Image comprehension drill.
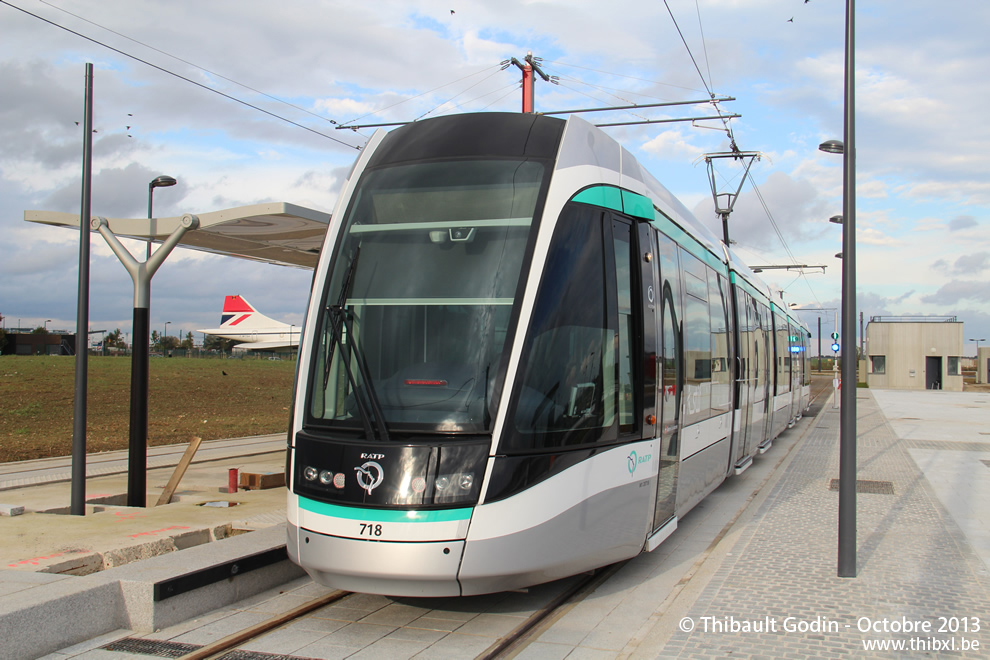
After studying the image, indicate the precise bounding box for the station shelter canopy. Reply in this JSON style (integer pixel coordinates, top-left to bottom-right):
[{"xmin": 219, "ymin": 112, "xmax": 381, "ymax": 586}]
[{"xmin": 24, "ymin": 202, "xmax": 330, "ymax": 269}]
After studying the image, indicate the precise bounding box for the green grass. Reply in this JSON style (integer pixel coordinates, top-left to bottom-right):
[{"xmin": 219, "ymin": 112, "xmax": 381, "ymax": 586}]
[{"xmin": 0, "ymin": 355, "xmax": 296, "ymax": 462}]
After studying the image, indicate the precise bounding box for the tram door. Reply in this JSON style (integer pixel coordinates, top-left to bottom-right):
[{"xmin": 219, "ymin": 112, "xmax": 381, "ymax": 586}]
[
  {"xmin": 610, "ymin": 217, "xmax": 656, "ymax": 444},
  {"xmin": 651, "ymin": 230, "xmax": 681, "ymax": 532}
]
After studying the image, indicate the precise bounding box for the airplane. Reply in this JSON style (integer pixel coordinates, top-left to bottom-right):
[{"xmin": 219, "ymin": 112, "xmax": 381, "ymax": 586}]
[{"xmin": 197, "ymin": 295, "xmax": 300, "ymax": 351}]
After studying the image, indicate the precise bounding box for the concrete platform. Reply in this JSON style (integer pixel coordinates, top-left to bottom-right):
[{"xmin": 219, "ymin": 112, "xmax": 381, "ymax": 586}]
[
  {"xmin": 7, "ymin": 389, "xmax": 990, "ymax": 658},
  {"xmin": 0, "ymin": 436, "xmax": 301, "ymax": 658}
]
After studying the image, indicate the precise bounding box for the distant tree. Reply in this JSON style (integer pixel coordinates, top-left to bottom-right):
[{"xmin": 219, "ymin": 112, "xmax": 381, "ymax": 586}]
[
  {"xmin": 150, "ymin": 330, "xmax": 161, "ymax": 349},
  {"xmin": 162, "ymin": 335, "xmax": 180, "ymax": 351},
  {"xmin": 106, "ymin": 328, "xmax": 127, "ymax": 349},
  {"xmin": 204, "ymin": 334, "xmax": 236, "ymax": 352},
  {"xmin": 180, "ymin": 331, "xmax": 195, "ymax": 350},
  {"xmin": 32, "ymin": 326, "xmax": 48, "ymax": 335}
]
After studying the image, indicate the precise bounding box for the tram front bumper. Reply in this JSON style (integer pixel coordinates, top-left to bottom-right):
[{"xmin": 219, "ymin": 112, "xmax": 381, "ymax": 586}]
[{"xmin": 288, "ymin": 523, "xmax": 465, "ymax": 597}]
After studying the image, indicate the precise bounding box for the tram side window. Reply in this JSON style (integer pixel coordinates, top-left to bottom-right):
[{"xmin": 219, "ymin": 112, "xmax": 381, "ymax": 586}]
[
  {"xmin": 775, "ymin": 313, "xmax": 790, "ymax": 396},
  {"xmin": 755, "ymin": 302, "xmax": 769, "ymax": 395},
  {"xmin": 509, "ymin": 204, "xmax": 617, "ymax": 451},
  {"xmin": 613, "ymin": 222, "xmax": 636, "ymax": 433},
  {"xmin": 680, "ymin": 249, "xmax": 712, "ymax": 426},
  {"xmin": 709, "ymin": 271, "xmax": 731, "ymax": 415},
  {"xmin": 656, "ymin": 232, "xmax": 682, "ymax": 443}
]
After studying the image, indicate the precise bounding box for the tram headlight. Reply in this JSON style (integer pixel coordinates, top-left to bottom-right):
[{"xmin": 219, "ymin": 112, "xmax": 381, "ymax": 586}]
[
  {"xmin": 303, "ymin": 466, "xmax": 318, "ymax": 481},
  {"xmin": 435, "ymin": 476, "xmax": 450, "ymax": 491},
  {"xmin": 458, "ymin": 473, "xmax": 474, "ymax": 490},
  {"xmin": 319, "ymin": 470, "xmax": 334, "ymax": 485}
]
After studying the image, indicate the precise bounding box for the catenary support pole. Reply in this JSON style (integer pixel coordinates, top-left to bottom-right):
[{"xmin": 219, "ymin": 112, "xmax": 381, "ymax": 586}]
[
  {"xmin": 70, "ymin": 63, "xmax": 94, "ymax": 516},
  {"xmin": 93, "ymin": 214, "xmax": 199, "ymax": 506}
]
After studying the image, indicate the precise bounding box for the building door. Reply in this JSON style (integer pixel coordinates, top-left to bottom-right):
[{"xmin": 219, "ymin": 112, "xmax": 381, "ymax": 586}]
[{"xmin": 925, "ymin": 356, "xmax": 942, "ymax": 390}]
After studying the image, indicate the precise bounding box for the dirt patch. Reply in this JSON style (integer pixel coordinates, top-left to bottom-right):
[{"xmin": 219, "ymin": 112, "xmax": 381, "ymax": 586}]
[{"xmin": 0, "ymin": 355, "xmax": 295, "ymax": 462}]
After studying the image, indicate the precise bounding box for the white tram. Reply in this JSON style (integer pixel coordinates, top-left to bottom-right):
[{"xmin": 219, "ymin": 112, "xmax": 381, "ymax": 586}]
[{"xmin": 286, "ymin": 112, "xmax": 810, "ymax": 597}]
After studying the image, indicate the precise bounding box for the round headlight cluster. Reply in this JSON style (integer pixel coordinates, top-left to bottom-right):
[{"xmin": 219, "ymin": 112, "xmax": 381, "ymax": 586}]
[
  {"xmin": 303, "ymin": 465, "xmax": 344, "ymax": 489},
  {"xmin": 435, "ymin": 473, "xmax": 474, "ymax": 491}
]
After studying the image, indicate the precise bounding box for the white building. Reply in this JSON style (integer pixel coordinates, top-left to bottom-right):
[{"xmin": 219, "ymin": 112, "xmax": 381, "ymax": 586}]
[{"xmin": 864, "ymin": 317, "xmax": 964, "ymax": 391}]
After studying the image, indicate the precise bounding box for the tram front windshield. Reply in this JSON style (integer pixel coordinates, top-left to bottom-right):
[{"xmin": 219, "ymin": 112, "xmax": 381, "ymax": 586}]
[{"xmin": 308, "ymin": 159, "xmax": 545, "ymax": 435}]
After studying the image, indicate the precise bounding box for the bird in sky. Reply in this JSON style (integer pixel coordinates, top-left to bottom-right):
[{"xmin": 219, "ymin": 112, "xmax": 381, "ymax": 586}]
[{"xmin": 788, "ymin": 17, "xmax": 794, "ymax": 22}]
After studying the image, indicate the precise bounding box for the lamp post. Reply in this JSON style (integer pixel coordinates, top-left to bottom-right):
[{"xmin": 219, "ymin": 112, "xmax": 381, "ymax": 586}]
[
  {"xmin": 164, "ymin": 321, "xmax": 171, "ymax": 352},
  {"xmin": 818, "ymin": 0, "xmax": 856, "ymax": 579},
  {"xmin": 971, "ymin": 339, "xmax": 986, "ymax": 384},
  {"xmin": 147, "ymin": 176, "xmax": 177, "ymax": 260},
  {"xmin": 44, "ymin": 319, "xmax": 51, "ymax": 331}
]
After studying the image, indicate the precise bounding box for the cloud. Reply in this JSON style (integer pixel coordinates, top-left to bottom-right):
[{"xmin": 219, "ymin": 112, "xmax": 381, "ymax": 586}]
[
  {"xmin": 920, "ymin": 280, "xmax": 990, "ymax": 305},
  {"xmin": 931, "ymin": 252, "xmax": 990, "ymax": 276},
  {"xmin": 948, "ymin": 215, "xmax": 978, "ymax": 231},
  {"xmin": 640, "ymin": 129, "xmax": 707, "ymax": 162}
]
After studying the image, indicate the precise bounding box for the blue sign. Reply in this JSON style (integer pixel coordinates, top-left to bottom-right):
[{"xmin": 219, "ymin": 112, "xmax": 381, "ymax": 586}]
[{"xmin": 831, "ymin": 342, "xmax": 840, "ymax": 352}]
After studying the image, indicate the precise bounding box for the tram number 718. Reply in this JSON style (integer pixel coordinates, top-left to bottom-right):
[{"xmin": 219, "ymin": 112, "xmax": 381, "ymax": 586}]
[{"xmin": 359, "ymin": 523, "xmax": 383, "ymax": 537}]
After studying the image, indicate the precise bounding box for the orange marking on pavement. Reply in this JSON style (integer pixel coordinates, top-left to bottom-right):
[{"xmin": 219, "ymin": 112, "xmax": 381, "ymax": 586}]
[{"xmin": 128, "ymin": 525, "xmax": 191, "ymax": 538}]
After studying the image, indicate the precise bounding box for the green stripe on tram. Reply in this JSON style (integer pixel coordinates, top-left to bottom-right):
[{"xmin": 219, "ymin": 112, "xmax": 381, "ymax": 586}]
[
  {"xmin": 299, "ymin": 497, "xmax": 472, "ymax": 523},
  {"xmin": 572, "ymin": 184, "xmax": 726, "ymax": 273},
  {"xmin": 572, "ymin": 185, "xmax": 622, "ymax": 211}
]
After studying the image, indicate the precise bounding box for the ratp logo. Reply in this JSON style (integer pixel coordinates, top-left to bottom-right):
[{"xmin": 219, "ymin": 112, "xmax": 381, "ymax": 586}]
[
  {"xmin": 354, "ymin": 461, "xmax": 384, "ymax": 495},
  {"xmin": 627, "ymin": 450, "xmax": 652, "ymax": 476}
]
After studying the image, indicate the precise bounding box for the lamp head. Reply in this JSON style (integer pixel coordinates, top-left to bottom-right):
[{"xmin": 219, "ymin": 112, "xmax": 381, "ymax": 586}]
[
  {"xmin": 819, "ymin": 139, "xmax": 844, "ymax": 154},
  {"xmin": 150, "ymin": 175, "xmax": 177, "ymax": 189}
]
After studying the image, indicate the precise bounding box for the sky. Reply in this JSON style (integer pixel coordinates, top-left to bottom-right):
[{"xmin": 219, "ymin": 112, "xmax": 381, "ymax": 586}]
[{"xmin": 1, "ymin": 0, "xmax": 988, "ymax": 353}]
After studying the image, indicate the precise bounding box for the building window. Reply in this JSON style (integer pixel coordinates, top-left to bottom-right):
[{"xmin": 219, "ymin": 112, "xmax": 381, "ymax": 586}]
[
  {"xmin": 948, "ymin": 357, "xmax": 961, "ymax": 376},
  {"xmin": 870, "ymin": 355, "xmax": 886, "ymax": 375}
]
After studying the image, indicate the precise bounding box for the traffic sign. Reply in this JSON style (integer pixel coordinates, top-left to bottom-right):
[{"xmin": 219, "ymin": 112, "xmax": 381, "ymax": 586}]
[{"xmin": 831, "ymin": 342, "xmax": 840, "ymax": 352}]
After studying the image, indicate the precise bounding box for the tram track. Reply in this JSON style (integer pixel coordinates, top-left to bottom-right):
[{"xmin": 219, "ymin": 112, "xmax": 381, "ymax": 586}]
[{"xmin": 169, "ymin": 562, "xmax": 626, "ymax": 660}]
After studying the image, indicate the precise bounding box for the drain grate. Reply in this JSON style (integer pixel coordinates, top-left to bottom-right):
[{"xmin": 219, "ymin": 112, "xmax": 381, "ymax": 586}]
[
  {"xmin": 101, "ymin": 638, "xmax": 200, "ymax": 657},
  {"xmin": 218, "ymin": 650, "xmax": 320, "ymax": 660},
  {"xmin": 828, "ymin": 478, "xmax": 895, "ymax": 495},
  {"xmin": 101, "ymin": 638, "xmax": 319, "ymax": 660}
]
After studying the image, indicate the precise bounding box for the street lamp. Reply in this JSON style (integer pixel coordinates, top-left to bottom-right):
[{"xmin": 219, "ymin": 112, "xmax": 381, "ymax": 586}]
[
  {"xmin": 147, "ymin": 175, "xmax": 177, "ymax": 260},
  {"xmin": 164, "ymin": 321, "xmax": 171, "ymax": 351},
  {"xmin": 45, "ymin": 319, "xmax": 52, "ymax": 331},
  {"xmin": 971, "ymin": 339, "xmax": 986, "ymax": 384},
  {"xmin": 829, "ymin": 215, "xmax": 843, "ymax": 225},
  {"xmin": 819, "ymin": 0, "xmax": 857, "ymax": 579}
]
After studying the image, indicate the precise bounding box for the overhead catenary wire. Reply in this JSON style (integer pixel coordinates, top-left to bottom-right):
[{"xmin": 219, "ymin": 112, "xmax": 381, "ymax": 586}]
[
  {"xmin": 35, "ymin": 0, "xmax": 346, "ymax": 131},
  {"xmin": 663, "ymin": 0, "xmax": 736, "ymax": 143},
  {"xmin": 544, "ymin": 60, "xmax": 706, "ymax": 96},
  {"xmin": 0, "ymin": 0, "xmax": 361, "ymax": 150},
  {"xmin": 411, "ymin": 66, "xmax": 510, "ymax": 122},
  {"xmin": 339, "ymin": 64, "xmax": 506, "ymax": 127}
]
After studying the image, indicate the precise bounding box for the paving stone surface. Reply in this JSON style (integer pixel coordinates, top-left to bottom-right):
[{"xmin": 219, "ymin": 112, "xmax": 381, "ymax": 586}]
[{"xmin": 658, "ymin": 392, "xmax": 990, "ymax": 658}]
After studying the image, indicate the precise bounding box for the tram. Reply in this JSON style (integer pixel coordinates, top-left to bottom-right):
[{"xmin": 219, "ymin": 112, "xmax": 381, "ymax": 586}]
[{"xmin": 286, "ymin": 112, "xmax": 810, "ymax": 597}]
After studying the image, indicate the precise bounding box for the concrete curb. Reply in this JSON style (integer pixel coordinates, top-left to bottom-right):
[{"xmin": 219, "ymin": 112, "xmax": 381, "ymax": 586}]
[{"xmin": 0, "ymin": 524, "xmax": 304, "ymax": 659}]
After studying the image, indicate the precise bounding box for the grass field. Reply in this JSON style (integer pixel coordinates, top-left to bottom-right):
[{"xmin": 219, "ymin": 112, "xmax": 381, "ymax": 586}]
[{"xmin": 0, "ymin": 355, "xmax": 295, "ymax": 463}]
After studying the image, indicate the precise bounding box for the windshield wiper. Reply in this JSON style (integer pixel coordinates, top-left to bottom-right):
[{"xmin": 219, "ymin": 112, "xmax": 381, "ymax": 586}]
[{"xmin": 322, "ymin": 247, "xmax": 391, "ymax": 442}]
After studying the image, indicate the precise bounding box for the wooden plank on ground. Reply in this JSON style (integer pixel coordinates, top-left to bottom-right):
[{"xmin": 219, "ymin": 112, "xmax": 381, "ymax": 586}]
[{"xmin": 156, "ymin": 436, "xmax": 203, "ymax": 506}]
